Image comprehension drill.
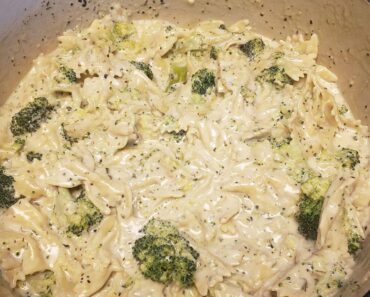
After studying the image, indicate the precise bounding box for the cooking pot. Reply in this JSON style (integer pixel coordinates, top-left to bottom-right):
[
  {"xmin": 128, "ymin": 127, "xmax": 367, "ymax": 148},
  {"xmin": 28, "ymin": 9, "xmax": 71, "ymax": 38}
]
[{"xmin": 0, "ymin": 0, "xmax": 369, "ymax": 296}]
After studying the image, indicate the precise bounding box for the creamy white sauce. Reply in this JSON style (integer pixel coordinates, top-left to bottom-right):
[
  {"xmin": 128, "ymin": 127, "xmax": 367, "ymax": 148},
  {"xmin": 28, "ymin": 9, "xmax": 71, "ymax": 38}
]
[{"xmin": 0, "ymin": 6, "xmax": 369, "ymax": 297}]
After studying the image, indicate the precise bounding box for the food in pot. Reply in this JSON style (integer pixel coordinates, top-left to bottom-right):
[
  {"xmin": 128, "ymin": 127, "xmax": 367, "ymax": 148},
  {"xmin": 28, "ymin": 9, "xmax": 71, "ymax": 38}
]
[{"xmin": 0, "ymin": 6, "xmax": 369, "ymax": 297}]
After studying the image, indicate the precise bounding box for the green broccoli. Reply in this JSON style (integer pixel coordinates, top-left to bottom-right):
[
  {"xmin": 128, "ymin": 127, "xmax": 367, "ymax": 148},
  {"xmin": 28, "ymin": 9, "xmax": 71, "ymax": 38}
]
[
  {"xmin": 347, "ymin": 233, "xmax": 362, "ymax": 255},
  {"xmin": 296, "ymin": 195, "xmax": 323, "ymax": 240},
  {"xmin": 0, "ymin": 166, "xmax": 18, "ymax": 209},
  {"xmin": 10, "ymin": 97, "xmax": 54, "ymax": 137},
  {"xmin": 300, "ymin": 176, "xmax": 331, "ymax": 201},
  {"xmin": 239, "ymin": 38, "xmax": 265, "ymax": 60},
  {"xmin": 131, "ymin": 61, "xmax": 154, "ymax": 80},
  {"xmin": 335, "ymin": 148, "xmax": 360, "ymax": 170},
  {"xmin": 256, "ymin": 66, "xmax": 293, "ymax": 88},
  {"xmin": 66, "ymin": 192, "xmax": 103, "ymax": 237},
  {"xmin": 167, "ymin": 64, "xmax": 188, "ymax": 91},
  {"xmin": 291, "ymin": 167, "xmax": 315, "ymax": 185},
  {"xmin": 12, "ymin": 138, "xmax": 26, "ymax": 153},
  {"xmin": 56, "ymin": 188, "xmax": 103, "ymax": 237},
  {"xmin": 18, "ymin": 270, "xmax": 55, "ymax": 297},
  {"xmin": 142, "ymin": 218, "xmax": 179, "ymax": 237},
  {"xmin": 133, "ymin": 219, "xmax": 199, "ymax": 287},
  {"xmin": 112, "ymin": 22, "xmax": 135, "ymax": 40},
  {"xmin": 342, "ymin": 207, "xmax": 364, "ymax": 255},
  {"xmin": 111, "ymin": 22, "xmax": 137, "ymax": 51},
  {"xmin": 295, "ymin": 177, "xmax": 331, "ymax": 240},
  {"xmin": 269, "ymin": 137, "xmax": 313, "ymax": 184},
  {"xmin": 191, "ymin": 69, "xmax": 216, "ymax": 95},
  {"xmin": 59, "ymin": 66, "xmax": 77, "ymax": 83}
]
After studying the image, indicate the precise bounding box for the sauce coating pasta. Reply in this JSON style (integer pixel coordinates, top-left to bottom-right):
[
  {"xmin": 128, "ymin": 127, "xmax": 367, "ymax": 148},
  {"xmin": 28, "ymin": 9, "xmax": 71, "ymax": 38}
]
[{"xmin": 0, "ymin": 6, "xmax": 369, "ymax": 297}]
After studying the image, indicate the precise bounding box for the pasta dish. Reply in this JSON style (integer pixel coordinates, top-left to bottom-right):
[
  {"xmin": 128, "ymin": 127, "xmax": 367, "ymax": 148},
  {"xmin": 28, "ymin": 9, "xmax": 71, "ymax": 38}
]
[{"xmin": 0, "ymin": 5, "xmax": 369, "ymax": 297}]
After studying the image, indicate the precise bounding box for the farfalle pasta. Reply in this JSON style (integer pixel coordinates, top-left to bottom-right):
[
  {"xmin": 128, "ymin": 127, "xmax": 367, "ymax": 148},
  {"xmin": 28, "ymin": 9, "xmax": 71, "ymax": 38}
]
[{"xmin": 0, "ymin": 5, "xmax": 369, "ymax": 297}]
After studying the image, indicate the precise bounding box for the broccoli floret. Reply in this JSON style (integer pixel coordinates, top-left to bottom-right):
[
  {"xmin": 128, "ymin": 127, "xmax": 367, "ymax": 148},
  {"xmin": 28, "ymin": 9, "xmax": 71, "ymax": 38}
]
[
  {"xmin": 269, "ymin": 137, "xmax": 312, "ymax": 184},
  {"xmin": 10, "ymin": 97, "xmax": 54, "ymax": 137},
  {"xmin": 26, "ymin": 152, "xmax": 43, "ymax": 163},
  {"xmin": 133, "ymin": 219, "xmax": 199, "ymax": 287},
  {"xmin": 18, "ymin": 270, "xmax": 55, "ymax": 297},
  {"xmin": 210, "ymin": 47, "xmax": 218, "ymax": 60},
  {"xmin": 0, "ymin": 167, "xmax": 18, "ymax": 209},
  {"xmin": 12, "ymin": 138, "xmax": 26, "ymax": 153},
  {"xmin": 59, "ymin": 66, "xmax": 77, "ymax": 83},
  {"xmin": 111, "ymin": 22, "xmax": 137, "ymax": 51},
  {"xmin": 295, "ymin": 177, "xmax": 331, "ymax": 240},
  {"xmin": 56, "ymin": 188, "xmax": 103, "ymax": 237},
  {"xmin": 167, "ymin": 64, "xmax": 188, "ymax": 91},
  {"xmin": 66, "ymin": 193, "xmax": 103, "ymax": 237},
  {"xmin": 296, "ymin": 195, "xmax": 324, "ymax": 240},
  {"xmin": 256, "ymin": 66, "xmax": 293, "ymax": 88},
  {"xmin": 301, "ymin": 176, "xmax": 331, "ymax": 201},
  {"xmin": 171, "ymin": 65, "xmax": 187, "ymax": 84},
  {"xmin": 191, "ymin": 69, "xmax": 216, "ymax": 95},
  {"xmin": 142, "ymin": 218, "xmax": 180, "ymax": 238},
  {"xmin": 113, "ymin": 22, "xmax": 135, "ymax": 39},
  {"xmin": 347, "ymin": 233, "xmax": 362, "ymax": 255},
  {"xmin": 133, "ymin": 235, "xmax": 176, "ymax": 283},
  {"xmin": 239, "ymin": 38, "xmax": 265, "ymax": 60},
  {"xmin": 171, "ymin": 256, "xmax": 196, "ymax": 286},
  {"xmin": 342, "ymin": 207, "xmax": 364, "ymax": 255},
  {"xmin": 131, "ymin": 61, "xmax": 154, "ymax": 80},
  {"xmin": 291, "ymin": 167, "xmax": 315, "ymax": 184},
  {"xmin": 335, "ymin": 148, "xmax": 360, "ymax": 170}
]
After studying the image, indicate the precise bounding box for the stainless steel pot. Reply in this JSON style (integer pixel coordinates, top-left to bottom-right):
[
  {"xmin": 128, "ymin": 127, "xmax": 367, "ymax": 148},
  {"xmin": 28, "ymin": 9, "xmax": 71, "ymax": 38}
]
[{"xmin": 0, "ymin": 0, "xmax": 369, "ymax": 296}]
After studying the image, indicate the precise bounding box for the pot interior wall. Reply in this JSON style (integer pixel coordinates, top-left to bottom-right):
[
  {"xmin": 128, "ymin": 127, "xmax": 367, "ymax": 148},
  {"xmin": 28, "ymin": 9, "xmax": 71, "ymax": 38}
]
[{"xmin": 0, "ymin": 0, "xmax": 369, "ymax": 296}]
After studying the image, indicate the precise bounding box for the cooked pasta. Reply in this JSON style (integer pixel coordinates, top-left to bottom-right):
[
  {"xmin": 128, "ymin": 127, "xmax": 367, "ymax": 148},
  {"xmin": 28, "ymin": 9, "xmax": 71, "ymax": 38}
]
[{"xmin": 0, "ymin": 5, "xmax": 369, "ymax": 297}]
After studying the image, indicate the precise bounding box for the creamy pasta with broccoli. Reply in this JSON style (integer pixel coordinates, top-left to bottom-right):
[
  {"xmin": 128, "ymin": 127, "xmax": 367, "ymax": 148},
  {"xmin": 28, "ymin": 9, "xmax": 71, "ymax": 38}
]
[{"xmin": 0, "ymin": 5, "xmax": 369, "ymax": 297}]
